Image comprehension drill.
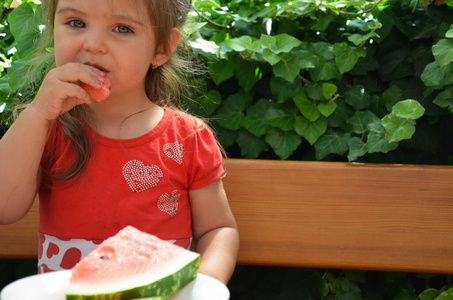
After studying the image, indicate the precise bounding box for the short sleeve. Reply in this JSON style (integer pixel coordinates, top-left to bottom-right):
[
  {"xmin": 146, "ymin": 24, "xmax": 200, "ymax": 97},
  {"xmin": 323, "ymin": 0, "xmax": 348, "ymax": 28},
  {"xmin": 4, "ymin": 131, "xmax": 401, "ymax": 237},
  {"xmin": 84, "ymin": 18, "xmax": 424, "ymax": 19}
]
[{"xmin": 187, "ymin": 123, "xmax": 224, "ymax": 190}]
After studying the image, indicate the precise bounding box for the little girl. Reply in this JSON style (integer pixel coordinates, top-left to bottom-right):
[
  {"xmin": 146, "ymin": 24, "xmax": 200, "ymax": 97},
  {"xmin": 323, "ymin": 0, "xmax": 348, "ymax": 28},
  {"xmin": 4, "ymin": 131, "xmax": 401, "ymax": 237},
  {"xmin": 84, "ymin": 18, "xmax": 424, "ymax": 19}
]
[{"xmin": 0, "ymin": 0, "xmax": 239, "ymax": 284}]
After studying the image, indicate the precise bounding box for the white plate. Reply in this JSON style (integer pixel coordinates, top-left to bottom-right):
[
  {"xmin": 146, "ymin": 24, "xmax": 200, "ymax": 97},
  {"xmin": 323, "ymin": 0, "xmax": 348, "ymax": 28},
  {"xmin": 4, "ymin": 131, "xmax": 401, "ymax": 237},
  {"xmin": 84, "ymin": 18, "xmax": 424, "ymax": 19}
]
[{"xmin": 0, "ymin": 270, "xmax": 229, "ymax": 300}]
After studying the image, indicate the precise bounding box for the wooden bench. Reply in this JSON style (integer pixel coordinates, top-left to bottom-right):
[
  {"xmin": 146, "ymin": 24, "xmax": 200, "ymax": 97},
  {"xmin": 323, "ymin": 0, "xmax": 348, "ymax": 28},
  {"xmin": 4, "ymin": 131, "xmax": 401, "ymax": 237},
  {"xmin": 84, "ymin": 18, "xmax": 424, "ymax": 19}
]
[{"xmin": 1, "ymin": 159, "xmax": 453, "ymax": 274}]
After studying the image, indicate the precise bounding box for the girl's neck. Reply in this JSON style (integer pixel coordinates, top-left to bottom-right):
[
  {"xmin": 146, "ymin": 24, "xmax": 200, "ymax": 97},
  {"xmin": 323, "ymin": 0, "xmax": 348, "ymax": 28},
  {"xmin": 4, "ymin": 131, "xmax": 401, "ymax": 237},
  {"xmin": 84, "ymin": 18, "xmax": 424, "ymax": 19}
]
[{"xmin": 85, "ymin": 93, "xmax": 165, "ymax": 140}]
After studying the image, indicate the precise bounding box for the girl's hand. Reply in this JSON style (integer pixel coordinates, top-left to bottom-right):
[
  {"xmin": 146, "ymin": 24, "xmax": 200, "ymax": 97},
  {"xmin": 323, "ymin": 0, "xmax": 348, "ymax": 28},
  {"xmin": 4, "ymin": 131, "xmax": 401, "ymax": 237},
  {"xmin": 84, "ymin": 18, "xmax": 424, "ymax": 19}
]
[{"xmin": 29, "ymin": 63, "xmax": 105, "ymax": 121}]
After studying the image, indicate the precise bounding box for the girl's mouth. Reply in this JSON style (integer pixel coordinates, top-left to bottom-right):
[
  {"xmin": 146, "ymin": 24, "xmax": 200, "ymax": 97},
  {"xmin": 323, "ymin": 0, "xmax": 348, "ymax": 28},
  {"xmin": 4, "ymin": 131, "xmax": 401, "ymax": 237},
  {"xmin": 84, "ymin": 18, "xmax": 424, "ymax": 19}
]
[{"xmin": 84, "ymin": 62, "xmax": 108, "ymax": 74}]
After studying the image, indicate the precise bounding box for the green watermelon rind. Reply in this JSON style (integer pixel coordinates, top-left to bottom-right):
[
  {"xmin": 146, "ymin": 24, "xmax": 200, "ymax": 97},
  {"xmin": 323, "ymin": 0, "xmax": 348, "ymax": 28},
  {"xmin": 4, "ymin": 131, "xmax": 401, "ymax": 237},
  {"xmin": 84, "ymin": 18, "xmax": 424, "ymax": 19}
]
[{"xmin": 65, "ymin": 255, "xmax": 200, "ymax": 300}]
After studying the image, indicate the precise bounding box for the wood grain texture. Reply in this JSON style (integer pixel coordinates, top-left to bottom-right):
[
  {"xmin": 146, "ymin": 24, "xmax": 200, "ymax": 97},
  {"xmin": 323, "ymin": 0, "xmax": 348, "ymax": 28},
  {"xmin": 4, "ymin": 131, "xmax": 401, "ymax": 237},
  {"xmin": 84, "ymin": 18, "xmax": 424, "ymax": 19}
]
[
  {"xmin": 222, "ymin": 159, "xmax": 453, "ymax": 274},
  {"xmin": 0, "ymin": 197, "xmax": 39, "ymax": 258},
  {"xmin": 1, "ymin": 159, "xmax": 452, "ymax": 274}
]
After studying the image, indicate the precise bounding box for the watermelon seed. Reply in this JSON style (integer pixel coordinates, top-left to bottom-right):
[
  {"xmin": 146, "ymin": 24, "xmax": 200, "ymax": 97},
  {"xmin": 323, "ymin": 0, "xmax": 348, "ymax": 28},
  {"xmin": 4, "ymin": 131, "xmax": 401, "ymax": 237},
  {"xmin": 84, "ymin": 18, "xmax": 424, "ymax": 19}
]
[{"xmin": 100, "ymin": 255, "xmax": 110, "ymax": 260}]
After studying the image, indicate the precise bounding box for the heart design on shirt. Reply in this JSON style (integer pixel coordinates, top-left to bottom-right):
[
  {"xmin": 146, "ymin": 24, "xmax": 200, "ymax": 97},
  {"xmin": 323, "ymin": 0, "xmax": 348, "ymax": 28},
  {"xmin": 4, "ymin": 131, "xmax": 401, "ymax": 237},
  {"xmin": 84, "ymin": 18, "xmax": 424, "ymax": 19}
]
[
  {"xmin": 163, "ymin": 142, "xmax": 184, "ymax": 164},
  {"xmin": 158, "ymin": 190, "xmax": 180, "ymax": 217},
  {"xmin": 46, "ymin": 242, "xmax": 60, "ymax": 259},
  {"xmin": 123, "ymin": 160, "xmax": 163, "ymax": 193}
]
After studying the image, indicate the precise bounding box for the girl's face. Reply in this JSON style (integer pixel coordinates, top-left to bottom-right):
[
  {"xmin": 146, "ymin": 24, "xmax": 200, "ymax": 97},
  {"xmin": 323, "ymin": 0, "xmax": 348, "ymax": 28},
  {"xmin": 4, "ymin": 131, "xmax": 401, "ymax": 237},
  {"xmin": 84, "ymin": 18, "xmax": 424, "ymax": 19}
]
[{"xmin": 54, "ymin": 0, "xmax": 171, "ymax": 99}]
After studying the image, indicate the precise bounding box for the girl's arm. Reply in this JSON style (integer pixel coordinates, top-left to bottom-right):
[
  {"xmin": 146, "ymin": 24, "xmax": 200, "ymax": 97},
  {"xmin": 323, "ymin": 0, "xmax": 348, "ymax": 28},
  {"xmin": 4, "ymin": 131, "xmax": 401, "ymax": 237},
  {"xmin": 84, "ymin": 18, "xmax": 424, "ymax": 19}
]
[
  {"xmin": 0, "ymin": 106, "xmax": 49, "ymax": 224},
  {"xmin": 190, "ymin": 178, "xmax": 240, "ymax": 285},
  {"xmin": 0, "ymin": 63, "xmax": 103, "ymax": 224}
]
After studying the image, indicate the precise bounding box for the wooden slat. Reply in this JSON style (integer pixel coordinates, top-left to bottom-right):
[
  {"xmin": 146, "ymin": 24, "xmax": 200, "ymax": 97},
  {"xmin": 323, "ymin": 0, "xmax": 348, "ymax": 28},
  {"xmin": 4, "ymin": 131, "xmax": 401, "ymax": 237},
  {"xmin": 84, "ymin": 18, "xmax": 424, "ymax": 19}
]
[
  {"xmin": 1, "ymin": 159, "xmax": 453, "ymax": 275},
  {"xmin": 0, "ymin": 198, "xmax": 39, "ymax": 258},
  {"xmin": 222, "ymin": 159, "xmax": 453, "ymax": 274}
]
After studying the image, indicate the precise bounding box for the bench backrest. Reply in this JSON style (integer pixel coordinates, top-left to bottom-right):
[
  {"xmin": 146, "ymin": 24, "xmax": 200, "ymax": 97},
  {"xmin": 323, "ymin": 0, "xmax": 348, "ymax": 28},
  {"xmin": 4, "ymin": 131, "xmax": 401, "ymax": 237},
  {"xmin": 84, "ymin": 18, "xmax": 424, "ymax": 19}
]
[{"xmin": 1, "ymin": 159, "xmax": 453, "ymax": 274}]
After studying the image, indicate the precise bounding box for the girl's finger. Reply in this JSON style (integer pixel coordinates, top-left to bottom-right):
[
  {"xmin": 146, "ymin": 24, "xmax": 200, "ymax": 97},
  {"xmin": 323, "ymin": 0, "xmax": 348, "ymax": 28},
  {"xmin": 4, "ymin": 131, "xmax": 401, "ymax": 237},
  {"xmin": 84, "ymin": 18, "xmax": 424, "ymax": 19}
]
[{"xmin": 52, "ymin": 62, "xmax": 106, "ymax": 87}]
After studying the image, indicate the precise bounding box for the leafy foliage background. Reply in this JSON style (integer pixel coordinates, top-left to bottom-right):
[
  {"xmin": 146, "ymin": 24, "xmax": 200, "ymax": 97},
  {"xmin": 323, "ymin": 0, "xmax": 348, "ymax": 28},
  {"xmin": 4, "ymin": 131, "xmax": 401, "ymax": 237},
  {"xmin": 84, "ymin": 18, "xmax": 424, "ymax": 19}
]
[
  {"xmin": 183, "ymin": 0, "xmax": 453, "ymax": 164},
  {"xmin": 1, "ymin": 0, "xmax": 453, "ymax": 299}
]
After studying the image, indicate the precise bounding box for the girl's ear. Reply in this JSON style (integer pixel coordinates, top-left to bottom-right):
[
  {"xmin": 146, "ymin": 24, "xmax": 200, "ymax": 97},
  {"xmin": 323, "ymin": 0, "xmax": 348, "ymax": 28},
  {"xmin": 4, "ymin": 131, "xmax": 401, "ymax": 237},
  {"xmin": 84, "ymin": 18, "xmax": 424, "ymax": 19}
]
[{"xmin": 152, "ymin": 28, "xmax": 181, "ymax": 68}]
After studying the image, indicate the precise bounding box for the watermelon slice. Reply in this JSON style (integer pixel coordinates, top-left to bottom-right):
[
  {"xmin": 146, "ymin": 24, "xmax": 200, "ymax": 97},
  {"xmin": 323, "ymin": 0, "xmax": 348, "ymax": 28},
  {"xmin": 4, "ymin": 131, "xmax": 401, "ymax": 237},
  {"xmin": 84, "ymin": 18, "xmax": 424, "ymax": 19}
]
[
  {"xmin": 80, "ymin": 78, "xmax": 111, "ymax": 103},
  {"xmin": 65, "ymin": 226, "xmax": 200, "ymax": 300}
]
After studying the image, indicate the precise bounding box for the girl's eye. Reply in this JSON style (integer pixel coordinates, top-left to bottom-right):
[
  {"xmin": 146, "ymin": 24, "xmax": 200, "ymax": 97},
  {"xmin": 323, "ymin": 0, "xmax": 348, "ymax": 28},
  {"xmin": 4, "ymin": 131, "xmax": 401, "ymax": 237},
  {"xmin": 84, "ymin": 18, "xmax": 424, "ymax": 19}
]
[
  {"xmin": 114, "ymin": 25, "xmax": 133, "ymax": 34},
  {"xmin": 68, "ymin": 20, "xmax": 85, "ymax": 28}
]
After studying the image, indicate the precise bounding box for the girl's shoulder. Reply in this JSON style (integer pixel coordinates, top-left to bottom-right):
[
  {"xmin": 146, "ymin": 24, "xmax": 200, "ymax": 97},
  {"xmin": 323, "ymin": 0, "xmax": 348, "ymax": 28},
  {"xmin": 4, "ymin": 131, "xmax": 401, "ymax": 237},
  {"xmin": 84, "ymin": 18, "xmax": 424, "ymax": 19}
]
[{"xmin": 165, "ymin": 107, "xmax": 210, "ymax": 133}]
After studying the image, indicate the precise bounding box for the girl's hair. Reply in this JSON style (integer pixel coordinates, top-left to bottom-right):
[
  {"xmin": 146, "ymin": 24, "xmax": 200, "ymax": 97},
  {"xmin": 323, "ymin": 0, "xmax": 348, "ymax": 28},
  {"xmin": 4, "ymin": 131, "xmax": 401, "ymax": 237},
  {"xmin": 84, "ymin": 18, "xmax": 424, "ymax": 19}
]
[{"xmin": 37, "ymin": 0, "xmax": 198, "ymax": 182}]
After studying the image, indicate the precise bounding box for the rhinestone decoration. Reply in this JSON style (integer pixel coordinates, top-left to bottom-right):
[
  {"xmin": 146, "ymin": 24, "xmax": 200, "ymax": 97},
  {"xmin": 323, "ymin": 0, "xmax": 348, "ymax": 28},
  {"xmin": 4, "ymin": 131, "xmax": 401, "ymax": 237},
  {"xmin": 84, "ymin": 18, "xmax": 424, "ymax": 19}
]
[
  {"xmin": 158, "ymin": 190, "xmax": 180, "ymax": 217},
  {"xmin": 122, "ymin": 160, "xmax": 163, "ymax": 193},
  {"xmin": 163, "ymin": 141, "xmax": 184, "ymax": 165}
]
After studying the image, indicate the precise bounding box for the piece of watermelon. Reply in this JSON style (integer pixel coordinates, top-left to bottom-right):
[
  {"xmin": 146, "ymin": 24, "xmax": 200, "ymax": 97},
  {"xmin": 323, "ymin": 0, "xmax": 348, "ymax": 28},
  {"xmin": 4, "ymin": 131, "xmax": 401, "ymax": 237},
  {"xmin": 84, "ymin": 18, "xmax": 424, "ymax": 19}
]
[
  {"xmin": 65, "ymin": 226, "xmax": 200, "ymax": 300},
  {"xmin": 80, "ymin": 78, "xmax": 111, "ymax": 103}
]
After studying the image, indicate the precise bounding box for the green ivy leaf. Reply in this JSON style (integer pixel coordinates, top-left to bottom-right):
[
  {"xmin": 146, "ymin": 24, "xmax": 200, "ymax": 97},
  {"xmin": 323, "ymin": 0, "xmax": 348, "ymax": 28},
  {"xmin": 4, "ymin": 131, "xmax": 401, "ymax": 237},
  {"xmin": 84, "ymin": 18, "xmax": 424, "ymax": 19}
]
[
  {"xmin": 307, "ymin": 42, "xmax": 334, "ymax": 60},
  {"xmin": 306, "ymin": 82, "xmax": 324, "ymax": 101},
  {"xmin": 348, "ymin": 32, "xmax": 378, "ymax": 46},
  {"xmin": 332, "ymin": 277, "xmax": 349, "ymax": 294},
  {"xmin": 391, "ymin": 99, "xmax": 424, "ymax": 120},
  {"xmin": 8, "ymin": 2, "xmax": 43, "ymax": 58},
  {"xmin": 421, "ymin": 62, "xmax": 453, "ymax": 87},
  {"xmin": 216, "ymin": 92, "xmax": 251, "ymax": 130},
  {"xmin": 0, "ymin": 76, "xmax": 12, "ymax": 100},
  {"xmin": 294, "ymin": 115, "xmax": 328, "ymax": 145},
  {"xmin": 215, "ymin": 126, "xmax": 237, "ymax": 149},
  {"xmin": 208, "ymin": 60, "xmax": 235, "ymax": 86},
  {"xmin": 347, "ymin": 137, "xmax": 367, "ymax": 161},
  {"xmin": 7, "ymin": 58, "xmax": 44, "ymax": 92},
  {"xmin": 274, "ymin": 33, "xmax": 302, "ymax": 54},
  {"xmin": 235, "ymin": 61, "xmax": 260, "ymax": 92},
  {"xmin": 309, "ymin": 60, "xmax": 342, "ymax": 82},
  {"xmin": 446, "ymin": 28, "xmax": 453, "ymax": 38},
  {"xmin": 270, "ymin": 77, "xmax": 301, "ymax": 103},
  {"xmin": 243, "ymin": 99, "xmax": 272, "ymax": 137},
  {"xmin": 367, "ymin": 117, "xmax": 385, "ymax": 134},
  {"xmin": 193, "ymin": 0, "xmax": 222, "ymax": 10},
  {"xmin": 328, "ymin": 100, "xmax": 353, "ymax": 129},
  {"xmin": 237, "ymin": 130, "xmax": 269, "ymax": 158},
  {"xmin": 433, "ymin": 88, "xmax": 453, "ymax": 113},
  {"xmin": 381, "ymin": 85, "xmax": 404, "ymax": 111},
  {"xmin": 314, "ymin": 129, "xmax": 350, "ymax": 160},
  {"xmin": 345, "ymin": 86, "xmax": 371, "ymax": 110},
  {"xmin": 322, "ymin": 83, "xmax": 337, "ymax": 100},
  {"xmin": 223, "ymin": 35, "xmax": 255, "ymax": 52},
  {"xmin": 189, "ymin": 38, "xmax": 222, "ymax": 59},
  {"xmin": 273, "ymin": 51, "xmax": 304, "ymax": 82},
  {"xmin": 418, "ymin": 288, "xmax": 440, "ymax": 300},
  {"xmin": 382, "ymin": 115, "xmax": 416, "ymax": 143},
  {"xmin": 184, "ymin": 22, "xmax": 207, "ymax": 36},
  {"xmin": 264, "ymin": 104, "xmax": 297, "ymax": 131},
  {"xmin": 260, "ymin": 35, "xmax": 281, "ymax": 65},
  {"xmin": 260, "ymin": 34, "xmax": 276, "ymax": 48},
  {"xmin": 265, "ymin": 128, "xmax": 302, "ymax": 160},
  {"xmin": 263, "ymin": 48, "xmax": 283, "ymax": 65},
  {"xmin": 186, "ymin": 89, "xmax": 222, "ymax": 117},
  {"xmin": 366, "ymin": 130, "xmax": 398, "ymax": 154},
  {"xmin": 347, "ymin": 110, "xmax": 380, "ymax": 135},
  {"xmin": 332, "ymin": 42, "xmax": 367, "ymax": 74},
  {"xmin": 293, "ymin": 89, "xmax": 321, "ymax": 122},
  {"xmin": 432, "ymin": 39, "xmax": 453, "ymax": 68},
  {"xmin": 273, "ymin": 49, "xmax": 317, "ymax": 82},
  {"xmin": 435, "ymin": 288, "xmax": 453, "ymax": 300},
  {"xmin": 318, "ymin": 101, "xmax": 337, "ymax": 118},
  {"xmin": 298, "ymin": 49, "xmax": 320, "ymax": 70}
]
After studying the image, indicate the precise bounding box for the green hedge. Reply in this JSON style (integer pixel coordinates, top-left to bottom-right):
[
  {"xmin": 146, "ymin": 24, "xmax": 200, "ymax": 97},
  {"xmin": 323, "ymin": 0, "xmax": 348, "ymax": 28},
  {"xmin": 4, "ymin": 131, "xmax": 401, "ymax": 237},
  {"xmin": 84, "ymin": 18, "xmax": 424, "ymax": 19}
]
[{"xmin": 183, "ymin": 0, "xmax": 453, "ymax": 164}]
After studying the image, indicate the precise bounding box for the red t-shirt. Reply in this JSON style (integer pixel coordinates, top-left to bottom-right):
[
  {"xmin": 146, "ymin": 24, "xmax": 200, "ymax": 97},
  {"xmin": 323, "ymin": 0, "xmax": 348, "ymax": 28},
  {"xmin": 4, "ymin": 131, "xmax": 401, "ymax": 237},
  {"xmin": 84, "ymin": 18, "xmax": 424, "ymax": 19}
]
[{"xmin": 37, "ymin": 108, "xmax": 224, "ymax": 272}]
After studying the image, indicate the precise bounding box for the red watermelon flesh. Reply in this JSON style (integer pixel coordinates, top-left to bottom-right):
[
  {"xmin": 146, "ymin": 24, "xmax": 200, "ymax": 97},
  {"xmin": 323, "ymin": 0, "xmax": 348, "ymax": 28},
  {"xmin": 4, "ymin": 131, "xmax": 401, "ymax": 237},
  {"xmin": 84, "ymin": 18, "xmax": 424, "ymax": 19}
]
[
  {"xmin": 80, "ymin": 78, "xmax": 111, "ymax": 103},
  {"xmin": 66, "ymin": 226, "xmax": 200, "ymax": 299}
]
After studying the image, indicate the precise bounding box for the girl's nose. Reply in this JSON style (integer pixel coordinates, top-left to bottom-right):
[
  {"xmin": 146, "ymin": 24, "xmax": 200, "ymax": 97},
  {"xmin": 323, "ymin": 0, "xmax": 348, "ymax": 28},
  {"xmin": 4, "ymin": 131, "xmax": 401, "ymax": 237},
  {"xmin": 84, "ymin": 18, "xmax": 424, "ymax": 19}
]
[{"xmin": 83, "ymin": 32, "xmax": 108, "ymax": 54}]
